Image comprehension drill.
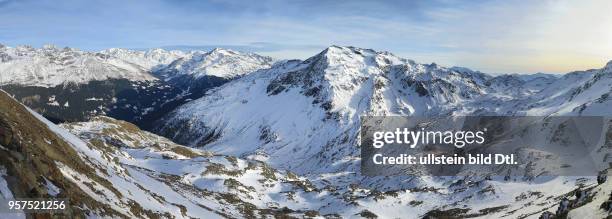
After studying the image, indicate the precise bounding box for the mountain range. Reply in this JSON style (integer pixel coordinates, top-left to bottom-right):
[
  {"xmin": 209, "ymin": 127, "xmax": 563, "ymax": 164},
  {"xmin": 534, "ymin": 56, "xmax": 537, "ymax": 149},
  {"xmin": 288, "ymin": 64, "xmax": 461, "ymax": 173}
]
[
  {"xmin": 0, "ymin": 44, "xmax": 611, "ymax": 218},
  {"xmin": 0, "ymin": 44, "xmax": 272, "ymax": 128}
]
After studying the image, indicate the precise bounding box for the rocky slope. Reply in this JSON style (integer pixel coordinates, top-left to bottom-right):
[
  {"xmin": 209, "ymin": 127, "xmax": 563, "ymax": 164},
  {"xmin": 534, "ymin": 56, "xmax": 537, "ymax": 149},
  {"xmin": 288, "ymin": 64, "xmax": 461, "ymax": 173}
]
[{"xmin": 0, "ymin": 90, "xmax": 138, "ymax": 218}]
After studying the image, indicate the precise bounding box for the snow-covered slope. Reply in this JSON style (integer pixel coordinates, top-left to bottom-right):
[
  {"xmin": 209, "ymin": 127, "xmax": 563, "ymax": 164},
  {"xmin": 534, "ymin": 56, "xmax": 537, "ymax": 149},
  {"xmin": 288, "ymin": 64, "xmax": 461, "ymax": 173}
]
[
  {"xmin": 60, "ymin": 116, "xmax": 340, "ymax": 218},
  {"xmin": 0, "ymin": 91, "xmax": 347, "ymax": 218},
  {"xmin": 0, "ymin": 44, "xmax": 156, "ymax": 87}
]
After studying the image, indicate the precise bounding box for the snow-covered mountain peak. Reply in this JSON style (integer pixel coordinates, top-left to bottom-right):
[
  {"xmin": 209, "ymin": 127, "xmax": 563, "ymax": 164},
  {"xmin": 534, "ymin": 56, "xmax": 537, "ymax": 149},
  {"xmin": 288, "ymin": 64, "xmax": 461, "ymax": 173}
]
[
  {"xmin": 264, "ymin": 46, "xmax": 402, "ymax": 117},
  {"xmin": 0, "ymin": 45, "xmax": 158, "ymax": 87},
  {"xmin": 154, "ymin": 48, "xmax": 274, "ymax": 80},
  {"xmin": 290, "ymin": 46, "xmax": 413, "ymax": 86},
  {"xmin": 316, "ymin": 46, "xmax": 407, "ymax": 68},
  {"xmin": 100, "ymin": 47, "xmax": 188, "ymax": 71},
  {"xmin": 265, "ymin": 46, "xmax": 492, "ymax": 118}
]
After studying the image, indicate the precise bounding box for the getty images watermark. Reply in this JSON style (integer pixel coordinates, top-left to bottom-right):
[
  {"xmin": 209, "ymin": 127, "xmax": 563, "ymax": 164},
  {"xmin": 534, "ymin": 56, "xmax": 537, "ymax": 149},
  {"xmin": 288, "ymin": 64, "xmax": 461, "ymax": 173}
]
[{"xmin": 360, "ymin": 116, "xmax": 611, "ymax": 177}]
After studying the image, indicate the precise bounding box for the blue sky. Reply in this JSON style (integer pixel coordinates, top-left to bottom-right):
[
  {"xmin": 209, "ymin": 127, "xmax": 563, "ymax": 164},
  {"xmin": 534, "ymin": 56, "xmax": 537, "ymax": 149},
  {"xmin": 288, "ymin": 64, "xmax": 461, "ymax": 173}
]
[{"xmin": 0, "ymin": 0, "xmax": 611, "ymax": 74}]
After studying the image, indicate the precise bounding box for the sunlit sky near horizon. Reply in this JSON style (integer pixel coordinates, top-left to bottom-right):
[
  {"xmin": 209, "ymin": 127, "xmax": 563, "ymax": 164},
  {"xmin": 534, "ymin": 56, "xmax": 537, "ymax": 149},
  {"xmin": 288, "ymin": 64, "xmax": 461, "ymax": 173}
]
[{"xmin": 0, "ymin": 0, "xmax": 611, "ymax": 74}]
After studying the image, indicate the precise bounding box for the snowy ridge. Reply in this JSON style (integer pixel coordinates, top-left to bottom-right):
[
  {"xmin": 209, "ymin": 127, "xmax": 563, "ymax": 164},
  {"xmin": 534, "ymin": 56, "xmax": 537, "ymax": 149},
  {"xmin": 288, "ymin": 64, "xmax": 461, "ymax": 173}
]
[
  {"xmin": 155, "ymin": 48, "xmax": 274, "ymax": 80},
  {"xmin": 0, "ymin": 45, "xmax": 157, "ymax": 87},
  {"xmin": 100, "ymin": 48, "xmax": 188, "ymax": 71},
  {"xmin": 0, "ymin": 44, "xmax": 273, "ymax": 87}
]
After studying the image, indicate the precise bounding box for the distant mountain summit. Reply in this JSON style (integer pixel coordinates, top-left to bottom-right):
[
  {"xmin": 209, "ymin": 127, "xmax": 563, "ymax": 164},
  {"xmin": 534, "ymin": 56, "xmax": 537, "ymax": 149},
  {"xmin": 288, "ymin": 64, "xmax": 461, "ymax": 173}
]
[
  {"xmin": 155, "ymin": 48, "xmax": 273, "ymax": 79},
  {"xmin": 100, "ymin": 47, "xmax": 188, "ymax": 71}
]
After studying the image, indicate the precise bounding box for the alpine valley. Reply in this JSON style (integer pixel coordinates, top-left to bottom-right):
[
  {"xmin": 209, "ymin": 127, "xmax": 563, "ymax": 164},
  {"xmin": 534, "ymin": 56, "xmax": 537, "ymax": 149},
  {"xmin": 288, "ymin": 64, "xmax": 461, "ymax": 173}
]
[{"xmin": 0, "ymin": 44, "xmax": 611, "ymax": 218}]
